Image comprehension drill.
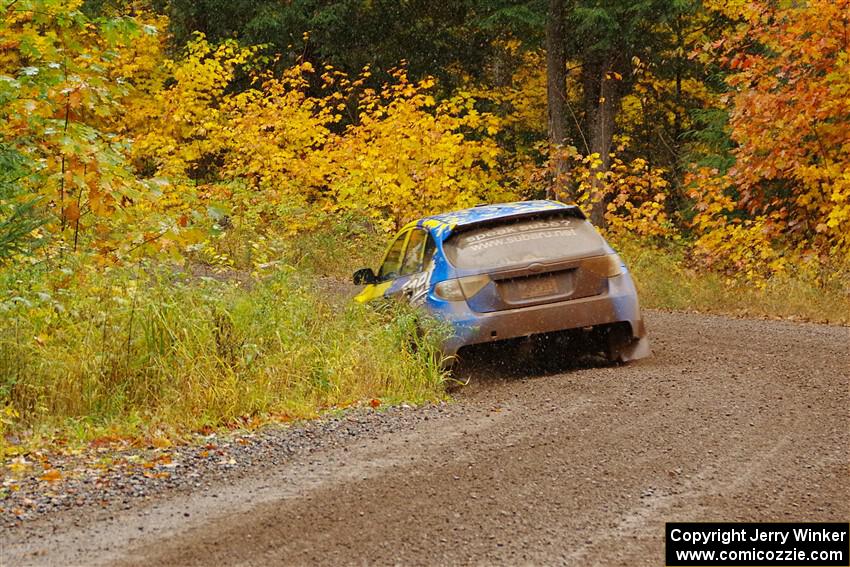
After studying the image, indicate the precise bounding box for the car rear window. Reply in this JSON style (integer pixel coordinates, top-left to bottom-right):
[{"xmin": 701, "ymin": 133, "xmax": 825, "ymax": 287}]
[{"xmin": 443, "ymin": 216, "xmax": 606, "ymax": 270}]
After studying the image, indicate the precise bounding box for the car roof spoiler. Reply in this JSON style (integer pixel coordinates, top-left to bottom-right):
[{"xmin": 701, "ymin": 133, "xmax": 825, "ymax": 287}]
[{"xmin": 444, "ymin": 205, "xmax": 587, "ymax": 238}]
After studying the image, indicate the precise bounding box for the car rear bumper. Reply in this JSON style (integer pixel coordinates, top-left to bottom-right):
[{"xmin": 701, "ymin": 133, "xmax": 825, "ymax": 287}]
[{"xmin": 436, "ymin": 272, "xmax": 648, "ymax": 358}]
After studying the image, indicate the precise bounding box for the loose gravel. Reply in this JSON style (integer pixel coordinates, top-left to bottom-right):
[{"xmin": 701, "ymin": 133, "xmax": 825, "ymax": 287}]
[
  {"xmin": 2, "ymin": 310, "xmax": 848, "ymax": 566},
  {"xmin": 1, "ymin": 403, "xmax": 460, "ymax": 529}
]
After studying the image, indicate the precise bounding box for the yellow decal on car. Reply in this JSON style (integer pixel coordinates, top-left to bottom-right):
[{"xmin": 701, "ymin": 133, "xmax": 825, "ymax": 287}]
[{"xmin": 354, "ymin": 281, "xmax": 392, "ymax": 303}]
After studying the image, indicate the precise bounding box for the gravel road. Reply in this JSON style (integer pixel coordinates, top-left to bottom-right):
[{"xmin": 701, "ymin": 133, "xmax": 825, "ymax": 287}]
[{"xmin": 2, "ymin": 310, "xmax": 848, "ymax": 566}]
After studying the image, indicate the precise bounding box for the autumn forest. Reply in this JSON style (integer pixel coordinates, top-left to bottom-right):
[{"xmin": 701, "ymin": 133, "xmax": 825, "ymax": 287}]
[{"xmin": 1, "ymin": 0, "xmax": 849, "ymax": 445}]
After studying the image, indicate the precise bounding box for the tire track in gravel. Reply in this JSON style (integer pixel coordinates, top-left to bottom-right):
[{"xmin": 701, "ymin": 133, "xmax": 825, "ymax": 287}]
[{"xmin": 2, "ymin": 310, "xmax": 848, "ymax": 567}]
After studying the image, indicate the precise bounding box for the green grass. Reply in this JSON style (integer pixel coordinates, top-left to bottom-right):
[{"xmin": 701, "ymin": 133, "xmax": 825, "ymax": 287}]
[
  {"xmin": 0, "ymin": 263, "xmax": 448, "ymax": 452},
  {"xmin": 615, "ymin": 238, "xmax": 850, "ymax": 325},
  {"xmin": 196, "ymin": 212, "xmax": 386, "ymax": 280}
]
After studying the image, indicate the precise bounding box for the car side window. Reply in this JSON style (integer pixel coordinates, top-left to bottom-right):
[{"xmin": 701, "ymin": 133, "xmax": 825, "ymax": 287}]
[
  {"xmin": 400, "ymin": 229, "xmax": 435, "ymax": 276},
  {"xmin": 378, "ymin": 230, "xmax": 409, "ymax": 281}
]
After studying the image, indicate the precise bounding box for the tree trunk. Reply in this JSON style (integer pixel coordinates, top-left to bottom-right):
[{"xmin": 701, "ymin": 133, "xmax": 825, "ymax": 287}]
[
  {"xmin": 546, "ymin": 0, "xmax": 569, "ymax": 201},
  {"xmin": 582, "ymin": 58, "xmax": 620, "ymax": 227}
]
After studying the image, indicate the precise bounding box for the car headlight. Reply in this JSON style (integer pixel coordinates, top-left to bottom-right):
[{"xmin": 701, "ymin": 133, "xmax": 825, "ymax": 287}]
[
  {"xmin": 433, "ymin": 274, "xmax": 491, "ymax": 301},
  {"xmin": 584, "ymin": 254, "xmax": 624, "ymax": 278}
]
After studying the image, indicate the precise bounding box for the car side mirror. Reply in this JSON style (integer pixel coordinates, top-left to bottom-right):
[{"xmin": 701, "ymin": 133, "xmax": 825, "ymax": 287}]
[{"xmin": 352, "ymin": 267, "xmax": 378, "ymax": 285}]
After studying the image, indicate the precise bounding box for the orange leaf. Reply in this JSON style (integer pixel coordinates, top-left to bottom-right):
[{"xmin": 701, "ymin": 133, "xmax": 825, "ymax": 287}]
[
  {"xmin": 40, "ymin": 469, "xmax": 62, "ymax": 482},
  {"xmin": 68, "ymin": 89, "xmax": 82, "ymax": 110},
  {"xmin": 155, "ymin": 454, "xmax": 172, "ymax": 465},
  {"xmin": 90, "ymin": 435, "xmax": 121, "ymax": 448},
  {"xmin": 64, "ymin": 202, "xmax": 80, "ymax": 222},
  {"xmin": 369, "ymin": 398, "xmax": 381, "ymax": 408}
]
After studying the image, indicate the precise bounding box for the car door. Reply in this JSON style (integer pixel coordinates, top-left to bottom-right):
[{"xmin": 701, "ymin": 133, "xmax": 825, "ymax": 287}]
[
  {"xmin": 354, "ymin": 228, "xmax": 411, "ymax": 303},
  {"xmin": 386, "ymin": 228, "xmax": 437, "ymax": 305}
]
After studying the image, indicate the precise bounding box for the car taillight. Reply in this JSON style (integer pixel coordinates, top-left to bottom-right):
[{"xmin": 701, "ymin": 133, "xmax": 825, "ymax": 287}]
[
  {"xmin": 584, "ymin": 254, "xmax": 623, "ymax": 278},
  {"xmin": 434, "ymin": 274, "xmax": 491, "ymax": 301},
  {"xmin": 434, "ymin": 279, "xmax": 465, "ymax": 301}
]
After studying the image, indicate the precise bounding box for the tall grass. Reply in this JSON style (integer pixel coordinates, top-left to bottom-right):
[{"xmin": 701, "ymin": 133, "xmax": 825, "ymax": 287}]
[
  {"xmin": 194, "ymin": 212, "xmax": 386, "ymax": 280},
  {"xmin": 0, "ymin": 264, "xmax": 448, "ymax": 447},
  {"xmin": 615, "ymin": 238, "xmax": 850, "ymax": 325}
]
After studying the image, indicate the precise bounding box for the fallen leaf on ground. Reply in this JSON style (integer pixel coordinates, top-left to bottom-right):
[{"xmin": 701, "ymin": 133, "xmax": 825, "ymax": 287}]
[
  {"xmin": 40, "ymin": 469, "xmax": 62, "ymax": 482},
  {"xmin": 151, "ymin": 437, "xmax": 172, "ymax": 449},
  {"xmin": 7, "ymin": 456, "xmax": 30, "ymax": 475}
]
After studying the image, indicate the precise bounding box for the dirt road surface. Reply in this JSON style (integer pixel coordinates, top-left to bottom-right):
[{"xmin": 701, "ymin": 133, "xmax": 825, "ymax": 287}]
[{"xmin": 2, "ymin": 310, "xmax": 848, "ymax": 566}]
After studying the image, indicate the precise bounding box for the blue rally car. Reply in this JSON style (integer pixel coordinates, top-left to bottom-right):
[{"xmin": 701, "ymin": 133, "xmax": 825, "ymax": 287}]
[{"xmin": 352, "ymin": 200, "xmax": 650, "ymax": 363}]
